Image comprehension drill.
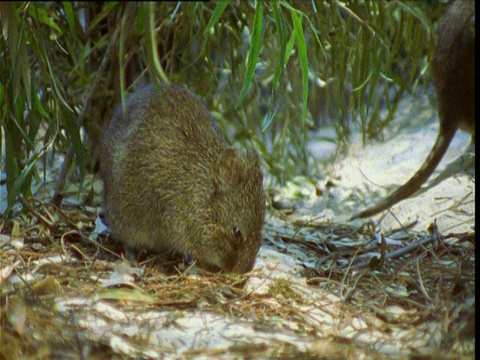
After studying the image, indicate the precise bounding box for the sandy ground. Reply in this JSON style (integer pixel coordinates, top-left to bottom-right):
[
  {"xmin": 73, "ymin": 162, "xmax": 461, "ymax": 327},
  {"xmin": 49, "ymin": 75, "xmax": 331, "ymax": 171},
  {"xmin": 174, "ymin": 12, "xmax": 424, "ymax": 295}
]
[{"xmin": 307, "ymin": 92, "xmax": 475, "ymax": 234}]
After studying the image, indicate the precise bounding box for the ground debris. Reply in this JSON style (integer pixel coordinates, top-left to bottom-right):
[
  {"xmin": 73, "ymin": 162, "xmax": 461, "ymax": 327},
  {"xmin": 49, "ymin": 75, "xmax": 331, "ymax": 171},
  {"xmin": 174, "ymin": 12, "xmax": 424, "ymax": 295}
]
[{"xmin": 1, "ymin": 191, "xmax": 474, "ymax": 359}]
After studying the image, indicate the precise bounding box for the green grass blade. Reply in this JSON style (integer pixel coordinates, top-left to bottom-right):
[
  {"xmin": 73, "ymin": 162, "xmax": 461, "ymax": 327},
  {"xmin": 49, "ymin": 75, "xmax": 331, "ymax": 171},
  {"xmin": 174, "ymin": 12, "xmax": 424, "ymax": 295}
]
[
  {"xmin": 62, "ymin": 108, "xmax": 85, "ymax": 178},
  {"xmin": 28, "ymin": 4, "xmax": 62, "ymax": 34},
  {"xmin": 283, "ymin": 31, "xmax": 296, "ymax": 65},
  {"xmin": 271, "ymin": 0, "xmax": 287, "ymax": 90},
  {"xmin": 236, "ymin": 0, "xmax": 263, "ymax": 107},
  {"xmin": 170, "ymin": 2, "xmax": 182, "ymax": 23},
  {"xmin": 62, "ymin": 2, "xmax": 76, "ymax": 42},
  {"xmin": 262, "ymin": 0, "xmax": 287, "ymax": 132},
  {"xmin": 146, "ymin": 2, "xmax": 169, "ymax": 84},
  {"xmin": 291, "ymin": 10, "xmax": 308, "ymax": 121},
  {"xmin": 203, "ymin": 0, "xmax": 230, "ymax": 35}
]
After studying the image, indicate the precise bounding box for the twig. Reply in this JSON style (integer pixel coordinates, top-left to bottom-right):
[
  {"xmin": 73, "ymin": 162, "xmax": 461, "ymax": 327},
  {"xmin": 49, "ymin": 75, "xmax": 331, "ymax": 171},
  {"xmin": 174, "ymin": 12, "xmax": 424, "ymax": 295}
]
[
  {"xmin": 80, "ymin": 232, "xmax": 122, "ymax": 259},
  {"xmin": 345, "ymin": 235, "xmax": 436, "ymax": 270},
  {"xmin": 18, "ymin": 195, "xmax": 55, "ymax": 229},
  {"xmin": 431, "ymin": 190, "xmax": 474, "ymax": 217},
  {"xmin": 416, "ymin": 256, "xmax": 433, "ymax": 302},
  {"xmin": 384, "ymin": 235, "xmax": 435, "ymax": 260}
]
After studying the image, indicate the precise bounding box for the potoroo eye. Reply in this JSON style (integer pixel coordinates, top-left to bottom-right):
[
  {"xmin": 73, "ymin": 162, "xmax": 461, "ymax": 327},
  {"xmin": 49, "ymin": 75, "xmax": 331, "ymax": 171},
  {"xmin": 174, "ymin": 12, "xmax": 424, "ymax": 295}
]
[{"xmin": 233, "ymin": 227, "xmax": 242, "ymax": 240}]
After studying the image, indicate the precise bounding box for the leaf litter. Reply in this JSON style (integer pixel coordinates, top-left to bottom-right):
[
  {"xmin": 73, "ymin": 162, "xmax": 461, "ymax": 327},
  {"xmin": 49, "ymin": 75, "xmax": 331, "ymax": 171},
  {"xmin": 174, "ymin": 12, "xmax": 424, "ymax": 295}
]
[{"xmin": 1, "ymin": 92, "xmax": 474, "ymax": 359}]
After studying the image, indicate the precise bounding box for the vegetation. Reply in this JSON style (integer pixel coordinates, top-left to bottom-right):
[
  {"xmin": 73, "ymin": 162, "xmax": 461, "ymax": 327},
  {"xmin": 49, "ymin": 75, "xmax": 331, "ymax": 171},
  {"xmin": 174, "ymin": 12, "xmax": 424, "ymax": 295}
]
[{"xmin": 0, "ymin": 1, "xmax": 449, "ymax": 216}]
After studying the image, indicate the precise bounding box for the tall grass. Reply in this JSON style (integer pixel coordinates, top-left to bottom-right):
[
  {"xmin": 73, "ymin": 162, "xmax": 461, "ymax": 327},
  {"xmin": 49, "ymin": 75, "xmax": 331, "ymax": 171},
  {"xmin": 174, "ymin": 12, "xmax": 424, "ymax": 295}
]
[{"xmin": 0, "ymin": 1, "xmax": 448, "ymax": 216}]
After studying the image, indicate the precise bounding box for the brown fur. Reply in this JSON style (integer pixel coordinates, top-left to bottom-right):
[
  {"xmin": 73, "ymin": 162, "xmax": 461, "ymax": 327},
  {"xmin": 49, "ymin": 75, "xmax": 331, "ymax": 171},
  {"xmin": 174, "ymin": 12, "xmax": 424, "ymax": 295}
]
[
  {"xmin": 100, "ymin": 84, "xmax": 265, "ymax": 273},
  {"xmin": 351, "ymin": 0, "xmax": 475, "ymax": 220}
]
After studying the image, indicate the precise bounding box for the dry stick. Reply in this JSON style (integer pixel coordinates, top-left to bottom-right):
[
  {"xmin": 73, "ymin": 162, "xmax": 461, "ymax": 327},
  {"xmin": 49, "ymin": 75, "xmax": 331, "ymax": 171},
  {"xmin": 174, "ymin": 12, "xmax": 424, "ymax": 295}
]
[
  {"xmin": 18, "ymin": 195, "xmax": 55, "ymax": 229},
  {"xmin": 46, "ymin": 202, "xmax": 84, "ymax": 230},
  {"xmin": 346, "ymin": 235, "xmax": 437, "ymax": 270},
  {"xmin": 78, "ymin": 231, "xmax": 122, "ymax": 259},
  {"xmin": 23, "ymin": 196, "xmax": 87, "ymax": 233},
  {"xmin": 432, "ymin": 190, "xmax": 473, "ymax": 218},
  {"xmin": 385, "ymin": 235, "xmax": 437, "ymax": 260},
  {"xmin": 52, "ymin": 25, "xmax": 122, "ymax": 206},
  {"xmin": 416, "ymin": 256, "xmax": 433, "ymax": 303}
]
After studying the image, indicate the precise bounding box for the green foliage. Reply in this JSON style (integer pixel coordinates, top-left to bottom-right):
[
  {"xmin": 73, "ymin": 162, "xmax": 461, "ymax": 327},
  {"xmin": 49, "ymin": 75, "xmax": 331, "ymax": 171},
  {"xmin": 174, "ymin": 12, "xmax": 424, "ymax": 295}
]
[
  {"xmin": 237, "ymin": 0, "xmax": 264, "ymax": 107},
  {"xmin": 0, "ymin": 1, "xmax": 447, "ymax": 216}
]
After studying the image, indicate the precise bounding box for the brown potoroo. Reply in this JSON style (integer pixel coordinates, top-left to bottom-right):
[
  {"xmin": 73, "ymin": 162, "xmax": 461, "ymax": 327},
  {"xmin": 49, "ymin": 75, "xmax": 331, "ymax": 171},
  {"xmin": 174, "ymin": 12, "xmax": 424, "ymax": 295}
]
[{"xmin": 100, "ymin": 84, "xmax": 265, "ymax": 273}]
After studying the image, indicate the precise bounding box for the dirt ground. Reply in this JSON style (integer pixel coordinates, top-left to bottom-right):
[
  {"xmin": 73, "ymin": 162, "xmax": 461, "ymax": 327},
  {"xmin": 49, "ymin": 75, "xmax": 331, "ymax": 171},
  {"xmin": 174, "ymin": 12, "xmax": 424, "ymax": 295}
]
[{"xmin": 1, "ymin": 92, "xmax": 475, "ymax": 359}]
